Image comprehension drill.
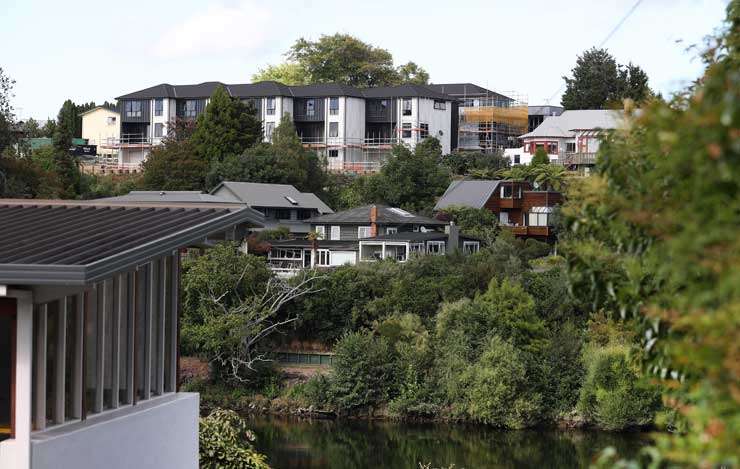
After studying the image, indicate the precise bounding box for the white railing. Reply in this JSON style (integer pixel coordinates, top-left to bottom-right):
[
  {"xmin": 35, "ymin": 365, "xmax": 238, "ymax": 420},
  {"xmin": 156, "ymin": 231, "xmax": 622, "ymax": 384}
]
[
  {"xmin": 299, "ymin": 136, "xmax": 400, "ymax": 148},
  {"xmin": 98, "ymin": 134, "xmax": 163, "ymax": 148}
]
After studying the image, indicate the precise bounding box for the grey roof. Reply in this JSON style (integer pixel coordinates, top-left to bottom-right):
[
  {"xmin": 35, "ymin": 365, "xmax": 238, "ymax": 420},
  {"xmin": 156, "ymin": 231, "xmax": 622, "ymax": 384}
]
[
  {"xmin": 528, "ymin": 105, "xmax": 564, "ymax": 117},
  {"xmin": 307, "ymin": 205, "xmax": 445, "ymax": 226},
  {"xmin": 426, "ymin": 83, "xmax": 512, "ymax": 101},
  {"xmin": 211, "ymin": 182, "xmax": 334, "ymax": 213},
  {"xmin": 520, "ymin": 110, "xmax": 622, "ymax": 139},
  {"xmin": 98, "ymin": 191, "xmax": 241, "ymax": 205},
  {"xmin": 117, "ymin": 82, "xmax": 455, "ymax": 101},
  {"xmin": 0, "ymin": 200, "xmax": 264, "ymax": 286},
  {"xmin": 433, "ymin": 180, "xmax": 501, "ymax": 211}
]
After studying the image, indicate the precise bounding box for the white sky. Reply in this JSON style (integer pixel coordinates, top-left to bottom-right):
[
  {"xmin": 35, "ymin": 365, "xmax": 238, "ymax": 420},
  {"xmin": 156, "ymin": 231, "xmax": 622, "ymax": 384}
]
[{"xmin": 1, "ymin": 0, "xmax": 729, "ymax": 119}]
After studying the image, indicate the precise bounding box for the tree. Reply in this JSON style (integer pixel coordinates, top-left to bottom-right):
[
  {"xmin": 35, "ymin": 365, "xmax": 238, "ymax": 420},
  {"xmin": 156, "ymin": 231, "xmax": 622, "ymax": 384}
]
[
  {"xmin": 0, "ymin": 67, "xmax": 15, "ymax": 156},
  {"xmin": 255, "ymin": 34, "xmax": 430, "ymax": 87},
  {"xmin": 252, "ymin": 62, "xmax": 310, "ymax": 85},
  {"xmin": 560, "ymin": 2, "xmax": 739, "ymax": 463},
  {"xmin": 435, "ymin": 206, "xmax": 499, "ymax": 246},
  {"xmin": 530, "ymin": 147, "xmax": 550, "ymax": 166},
  {"xmin": 441, "ymin": 150, "xmax": 510, "ymax": 177},
  {"xmin": 561, "ymin": 48, "xmax": 652, "ymax": 110},
  {"xmin": 51, "ymin": 100, "xmax": 81, "ymax": 197},
  {"xmin": 199, "ymin": 409, "xmax": 269, "ymax": 469},
  {"xmin": 142, "ymin": 138, "xmax": 207, "ymax": 191},
  {"xmin": 190, "ymin": 85, "xmax": 262, "ymax": 164},
  {"xmin": 206, "ymin": 113, "xmax": 327, "ymax": 193}
]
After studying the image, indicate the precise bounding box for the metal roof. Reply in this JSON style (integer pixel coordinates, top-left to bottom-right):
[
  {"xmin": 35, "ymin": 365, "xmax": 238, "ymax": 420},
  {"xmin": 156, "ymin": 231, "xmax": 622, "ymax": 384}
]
[
  {"xmin": 425, "ymin": 83, "xmax": 512, "ymax": 101},
  {"xmin": 211, "ymin": 182, "xmax": 334, "ymax": 213},
  {"xmin": 433, "ymin": 180, "xmax": 501, "ymax": 211},
  {"xmin": 0, "ymin": 200, "xmax": 264, "ymax": 286},
  {"xmin": 306, "ymin": 205, "xmax": 445, "ymax": 226},
  {"xmin": 520, "ymin": 110, "xmax": 622, "ymax": 139},
  {"xmin": 97, "ymin": 191, "xmax": 242, "ymax": 205}
]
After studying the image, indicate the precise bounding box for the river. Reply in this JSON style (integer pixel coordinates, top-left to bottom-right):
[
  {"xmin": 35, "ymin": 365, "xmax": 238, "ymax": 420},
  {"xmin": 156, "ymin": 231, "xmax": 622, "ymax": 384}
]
[{"xmin": 247, "ymin": 416, "xmax": 651, "ymax": 468}]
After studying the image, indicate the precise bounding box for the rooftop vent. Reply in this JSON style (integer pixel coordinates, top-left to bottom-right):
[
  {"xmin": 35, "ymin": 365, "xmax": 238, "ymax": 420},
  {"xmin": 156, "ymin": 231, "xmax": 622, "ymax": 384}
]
[
  {"xmin": 388, "ymin": 207, "xmax": 414, "ymax": 217},
  {"xmin": 285, "ymin": 196, "xmax": 299, "ymax": 205}
]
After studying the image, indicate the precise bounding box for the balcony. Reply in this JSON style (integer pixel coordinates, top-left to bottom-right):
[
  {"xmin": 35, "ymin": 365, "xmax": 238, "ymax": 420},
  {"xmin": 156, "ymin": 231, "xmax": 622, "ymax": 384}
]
[
  {"xmin": 299, "ymin": 136, "xmax": 399, "ymax": 149},
  {"xmin": 555, "ymin": 152, "xmax": 598, "ymax": 166},
  {"xmin": 499, "ymin": 198, "xmax": 523, "ymax": 209},
  {"xmin": 98, "ymin": 134, "xmax": 162, "ymax": 149},
  {"xmin": 506, "ymin": 225, "xmax": 551, "ymax": 237}
]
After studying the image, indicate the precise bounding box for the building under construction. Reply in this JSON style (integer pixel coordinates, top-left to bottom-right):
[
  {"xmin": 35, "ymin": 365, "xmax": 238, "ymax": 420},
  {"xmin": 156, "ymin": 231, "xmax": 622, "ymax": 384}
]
[{"xmin": 427, "ymin": 83, "xmax": 528, "ymax": 153}]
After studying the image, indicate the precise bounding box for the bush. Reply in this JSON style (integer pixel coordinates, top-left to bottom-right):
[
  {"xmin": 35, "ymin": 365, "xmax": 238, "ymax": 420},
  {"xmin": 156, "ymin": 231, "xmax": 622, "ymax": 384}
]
[
  {"xmin": 328, "ymin": 332, "xmax": 399, "ymax": 412},
  {"xmin": 460, "ymin": 336, "xmax": 542, "ymax": 428},
  {"xmin": 199, "ymin": 409, "xmax": 270, "ymax": 469},
  {"xmin": 578, "ymin": 345, "xmax": 661, "ymax": 430}
]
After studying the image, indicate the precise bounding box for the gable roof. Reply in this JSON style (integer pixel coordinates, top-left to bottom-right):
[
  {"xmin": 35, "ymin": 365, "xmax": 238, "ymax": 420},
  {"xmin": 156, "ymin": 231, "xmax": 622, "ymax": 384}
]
[
  {"xmin": 306, "ymin": 205, "xmax": 445, "ymax": 226},
  {"xmin": 520, "ymin": 110, "xmax": 622, "ymax": 139},
  {"xmin": 433, "ymin": 180, "xmax": 501, "ymax": 211},
  {"xmin": 97, "ymin": 191, "xmax": 246, "ymax": 205},
  {"xmin": 79, "ymin": 105, "xmax": 119, "ymax": 117},
  {"xmin": 210, "ymin": 182, "xmax": 334, "ymax": 213},
  {"xmin": 0, "ymin": 200, "xmax": 264, "ymax": 285}
]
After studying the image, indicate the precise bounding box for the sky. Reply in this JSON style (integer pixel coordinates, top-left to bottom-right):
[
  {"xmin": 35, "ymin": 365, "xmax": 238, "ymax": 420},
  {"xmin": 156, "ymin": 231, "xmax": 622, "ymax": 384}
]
[{"xmin": 1, "ymin": 0, "xmax": 730, "ymax": 120}]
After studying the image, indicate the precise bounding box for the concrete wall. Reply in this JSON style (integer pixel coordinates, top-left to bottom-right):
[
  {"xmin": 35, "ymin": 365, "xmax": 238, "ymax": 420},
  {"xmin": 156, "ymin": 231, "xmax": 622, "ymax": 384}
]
[
  {"xmin": 81, "ymin": 108, "xmax": 120, "ymax": 155},
  {"xmin": 31, "ymin": 393, "xmax": 199, "ymax": 469}
]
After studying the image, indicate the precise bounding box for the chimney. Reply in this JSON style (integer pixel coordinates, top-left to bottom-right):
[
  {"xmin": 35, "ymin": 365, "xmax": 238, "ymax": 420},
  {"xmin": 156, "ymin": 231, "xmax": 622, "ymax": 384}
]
[
  {"xmin": 447, "ymin": 221, "xmax": 459, "ymax": 254},
  {"xmin": 370, "ymin": 205, "xmax": 378, "ymax": 237}
]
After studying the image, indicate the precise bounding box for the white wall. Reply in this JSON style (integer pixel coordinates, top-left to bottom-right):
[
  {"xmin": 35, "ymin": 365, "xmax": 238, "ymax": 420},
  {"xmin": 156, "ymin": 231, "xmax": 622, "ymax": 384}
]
[
  {"xmin": 81, "ymin": 109, "xmax": 120, "ymax": 155},
  {"xmin": 418, "ymin": 98, "xmax": 452, "ymax": 154},
  {"xmin": 30, "ymin": 393, "xmax": 199, "ymax": 469},
  {"xmin": 0, "ymin": 291, "xmax": 33, "ymax": 469}
]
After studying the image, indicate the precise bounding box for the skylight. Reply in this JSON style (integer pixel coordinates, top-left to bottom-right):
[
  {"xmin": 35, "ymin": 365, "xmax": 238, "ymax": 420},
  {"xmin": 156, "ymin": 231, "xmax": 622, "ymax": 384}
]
[
  {"xmin": 388, "ymin": 207, "xmax": 414, "ymax": 217},
  {"xmin": 285, "ymin": 196, "xmax": 299, "ymax": 205}
]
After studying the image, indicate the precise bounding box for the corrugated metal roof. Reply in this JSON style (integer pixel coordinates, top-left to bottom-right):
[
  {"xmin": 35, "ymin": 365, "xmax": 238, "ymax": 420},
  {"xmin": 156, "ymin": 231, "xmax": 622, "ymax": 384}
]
[
  {"xmin": 520, "ymin": 110, "xmax": 622, "ymax": 139},
  {"xmin": 211, "ymin": 182, "xmax": 334, "ymax": 214},
  {"xmin": 306, "ymin": 205, "xmax": 445, "ymax": 226},
  {"xmin": 98, "ymin": 191, "xmax": 241, "ymax": 205},
  {"xmin": 433, "ymin": 180, "xmax": 501, "ymax": 211},
  {"xmin": 0, "ymin": 200, "xmax": 264, "ymax": 285}
]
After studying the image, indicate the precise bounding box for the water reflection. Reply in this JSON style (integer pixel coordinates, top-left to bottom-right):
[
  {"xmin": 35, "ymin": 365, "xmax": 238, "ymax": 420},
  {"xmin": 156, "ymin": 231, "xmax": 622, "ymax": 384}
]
[{"xmin": 247, "ymin": 416, "xmax": 651, "ymax": 469}]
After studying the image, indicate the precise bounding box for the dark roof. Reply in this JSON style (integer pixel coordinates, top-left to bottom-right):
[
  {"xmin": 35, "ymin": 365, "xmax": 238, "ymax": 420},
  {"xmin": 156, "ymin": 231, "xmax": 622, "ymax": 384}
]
[
  {"xmin": 426, "ymin": 83, "xmax": 512, "ymax": 101},
  {"xmin": 434, "ymin": 180, "xmax": 502, "ymax": 211},
  {"xmin": 0, "ymin": 200, "xmax": 264, "ymax": 286},
  {"xmin": 117, "ymin": 81, "xmax": 455, "ymax": 101},
  {"xmin": 211, "ymin": 182, "xmax": 334, "ymax": 213},
  {"xmin": 306, "ymin": 205, "xmax": 445, "ymax": 226},
  {"xmin": 97, "ymin": 191, "xmax": 246, "ymax": 205}
]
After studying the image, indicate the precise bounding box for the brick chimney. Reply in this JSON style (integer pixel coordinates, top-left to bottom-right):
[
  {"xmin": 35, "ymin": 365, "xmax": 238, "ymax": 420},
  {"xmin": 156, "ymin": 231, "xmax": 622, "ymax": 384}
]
[{"xmin": 370, "ymin": 205, "xmax": 378, "ymax": 237}]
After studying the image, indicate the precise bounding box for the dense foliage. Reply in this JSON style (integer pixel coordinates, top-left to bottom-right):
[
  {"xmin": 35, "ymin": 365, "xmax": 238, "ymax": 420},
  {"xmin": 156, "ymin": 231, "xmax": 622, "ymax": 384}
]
[
  {"xmin": 199, "ymin": 409, "xmax": 270, "ymax": 469},
  {"xmin": 559, "ymin": 3, "xmax": 740, "ymax": 464}
]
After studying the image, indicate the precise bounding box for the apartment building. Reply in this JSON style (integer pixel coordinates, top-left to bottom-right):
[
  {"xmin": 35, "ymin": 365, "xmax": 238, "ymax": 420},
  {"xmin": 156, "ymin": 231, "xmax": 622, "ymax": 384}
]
[{"xmin": 114, "ymin": 81, "xmax": 455, "ymax": 173}]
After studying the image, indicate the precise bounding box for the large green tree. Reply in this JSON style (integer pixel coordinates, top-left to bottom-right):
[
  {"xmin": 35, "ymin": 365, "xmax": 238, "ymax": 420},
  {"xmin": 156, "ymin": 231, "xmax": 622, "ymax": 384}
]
[
  {"xmin": 561, "ymin": 48, "xmax": 652, "ymax": 109},
  {"xmin": 560, "ymin": 2, "xmax": 739, "ymax": 463},
  {"xmin": 142, "ymin": 138, "xmax": 207, "ymax": 191},
  {"xmin": 0, "ymin": 67, "xmax": 16, "ymax": 156},
  {"xmin": 253, "ymin": 34, "xmax": 429, "ymax": 87},
  {"xmin": 190, "ymin": 85, "xmax": 262, "ymax": 164},
  {"xmin": 50, "ymin": 100, "xmax": 82, "ymax": 197}
]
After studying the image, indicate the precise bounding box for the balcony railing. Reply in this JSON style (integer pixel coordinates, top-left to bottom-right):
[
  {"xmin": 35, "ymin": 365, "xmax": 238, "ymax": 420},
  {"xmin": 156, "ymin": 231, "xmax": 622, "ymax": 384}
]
[
  {"xmin": 554, "ymin": 152, "xmax": 598, "ymax": 166},
  {"xmin": 299, "ymin": 136, "xmax": 401, "ymax": 148},
  {"xmin": 505, "ymin": 225, "xmax": 552, "ymax": 237},
  {"xmin": 98, "ymin": 134, "xmax": 163, "ymax": 149}
]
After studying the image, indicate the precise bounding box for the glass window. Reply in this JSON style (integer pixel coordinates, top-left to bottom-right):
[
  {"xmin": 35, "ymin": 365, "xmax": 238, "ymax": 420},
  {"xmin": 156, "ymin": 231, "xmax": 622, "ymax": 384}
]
[
  {"xmin": 265, "ymin": 122, "xmax": 275, "ymax": 142},
  {"xmin": 185, "ymin": 100, "xmax": 197, "ymax": 118},
  {"xmin": 357, "ymin": 226, "xmax": 372, "ymax": 239},
  {"xmin": 528, "ymin": 212, "xmax": 549, "ymax": 227},
  {"xmin": 427, "ymin": 241, "xmax": 446, "ymax": 255},
  {"xmin": 328, "ymin": 149, "xmax": 339, "ymax": 158},
  {"xmin": 329, "ymin": 97, "xmax": 339, "ymax": 115},
  {"xmin": 314, "ymin": 226, "xmax": 325, "ymax": 239},
  {"xmin": 124, "ymin": 101, "xmax": 142, "ymax": 118},
  {"xmin": 434, "ymin": 100, "xmax": 446, "ymax": 110},
  {"xmin": 154, "ymin": 99, "xmax": 163, "ymax": 117},
  {"xmin": 316, "ymin": 250, "xmax": 330, "ymax": 266},
  {"xmin": 154, "ymin": 123, "xmax": 164, "ymax": 138},
  {"xmin": 386, "ymin": 227, "xmax": 398, "ymax": 234},
  {"xmin": 402, "ymin": 98, "xmax": 412, "ymax": 116},
  {"xmin": 266, "ymin": 97, "xmax": 276, "ymax": 115},
  {"xmin": 420, "ymin": 123, "xmax": 429, "ymax": 139},
  {"xmin": 306, "ymin": 99, "xmax": 315, "ymax": 117},
  {"xmin": 547, "ymin": 142, "xmax": 557, "ymax": 154},
  {"xmin": 402, "ymin": 123, "xmax": 412, "ymax": 139},
  {"xmin": 329, "ymin": 122, "xmax": 339, "ymax": 138},
  {"xmin": 463, "ymin": 241, "xmax": 480, "ymax": 254},
  {"xmin": 330, "ymin": 226, "xmax": 341, "ymax": 240},
  {"xmin": 566, "ymin": 142, "xmax": 576, "ymax": 153},
  {"xmin": 514, "ymin": 154, "xmax": 521, "ymax": 164}
]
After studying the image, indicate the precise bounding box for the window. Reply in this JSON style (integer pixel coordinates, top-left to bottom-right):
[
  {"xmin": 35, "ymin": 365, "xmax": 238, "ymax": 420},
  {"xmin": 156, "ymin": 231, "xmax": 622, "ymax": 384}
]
[
  {"xmin": 427, "ymin": 241, "xmax": 446, "ymax": 255},
  {"xmin": 329, "ymin": 122, "xmax": 339, "ymax": 138},
  {"xmin": 154, "ymin": 123, "xmax": 164, "ymax": 138},
  {"xmin": 265, "ymin": 122, "xmax": 275, "ymax": 142},
  {"xmin": 566, "ymin": 142, "xmax": 576, "ymax": 153},
  {"xmin": 329, "ymin": 97, "xmax": 339, "ymax": 115},
  {"xmin": 501, "ymin": 184, "xmax": 521, "ymax": 198},
  {"xmin": 273, "ymin": 208, "xmax": 291, "ymax": 220},
  {"xmin": 434, "ymin": 100, "xmax": 446, "ymax": 110},
  {"xmin": 419, "ymin": 123, "xmax": 429, "ymax": 139},
  {"xmin": 306, "ymin": 99, "xmax": 315, "ymax": 117},
  {"xmin": 528, "ymin": 207, "xmax": 553, "ymax": 227},
  {"xmin": 266, "ymin": 97, "xmax": 276, "ymax": 115},
  {"xmin": 409, "ymin": 243, "xmax": 424, "ymax": 254},
  {"xmin": 316, "ymin": 250, "xmax": 330, "ymax": 266},
  {"xmin": 402, "ymin": 98, "xmax": 412, "ymax": 116},
  {"xmin": 513, "ymin": 154, "xmax": 520, "ymax": 164},
  {"xmin": 463, "ymin": 241, "xmax": 480, "ymax": 254},
  {"xmin": 154, "ymin": 99, "xmax": 163, "ymax": 117},
  {"xmin": 328, "ymin": 149, "xmax": 339, "ymax": 158},
  {"xmin": 402, "ymin": 123, "xmax": 412, "ymax": 139},
  {"xmin": 184, "ymin": 100, "xmax": 197, "ymax": 118},
  {"xmin": 106, "ymin": 116, "xmax": 116, "ymax": 125},
  {"xmin": 314, "ymin": 226, "xmax": 326, "ymax": 239},
  {"xmin": 297, "ymin": 209, "xmax": 313, "ymax": 220},
  {"xmin": 330, "ymin": 226, "xmax": 341, "ymax": 240},
  {"xmin": 386, "ymin": 227, "xmax": 398, "ymax": 235},
  {"xmin": 357, "ymin": 226, "xmax": 372, "ymax": 239},
  {"xmin": 30, "ymin": 258, "xmax": 179, "ymax": 431},
  {"xmin": 124, "ymin": 101, "xmax": 142, "ymax": 118},
  {"xmin": 547, "ymin": 142, "xmax": 557, "ymax": 154},
  {"xmin": 0, "ymin": 299, "xmax": 15, "ymax": 440}
]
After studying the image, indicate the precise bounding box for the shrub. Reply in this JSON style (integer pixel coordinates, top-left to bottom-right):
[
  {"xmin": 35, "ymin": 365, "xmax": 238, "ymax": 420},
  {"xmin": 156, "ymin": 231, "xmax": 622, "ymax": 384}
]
[
  {"xmin": 199, "ymin": 409, "xmax": 270, "ymax": 469},
  {"xmin": 578, "ymin": 345, "xmax": 662, "ymax": 430}
]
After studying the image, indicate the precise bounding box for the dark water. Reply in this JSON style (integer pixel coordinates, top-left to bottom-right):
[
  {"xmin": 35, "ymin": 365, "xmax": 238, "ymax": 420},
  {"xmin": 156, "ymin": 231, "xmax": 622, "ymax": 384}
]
[{"xmin": 247, "ymin": 416, "xmax": 652, "ymax": 469}]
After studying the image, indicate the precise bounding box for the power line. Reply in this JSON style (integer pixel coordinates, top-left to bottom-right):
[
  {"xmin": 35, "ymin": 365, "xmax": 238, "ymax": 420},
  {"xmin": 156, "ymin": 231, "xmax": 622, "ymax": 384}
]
[{"xmin": 546, "ymin": 0, "xmax": 645, "ymax": 104}]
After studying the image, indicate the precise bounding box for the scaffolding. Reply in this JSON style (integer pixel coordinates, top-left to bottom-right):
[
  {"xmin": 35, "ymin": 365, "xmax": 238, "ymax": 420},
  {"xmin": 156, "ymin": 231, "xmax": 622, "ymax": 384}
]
[{"xmin": 457, "ymin": 92, "xmax": 528, "ymax": 153}]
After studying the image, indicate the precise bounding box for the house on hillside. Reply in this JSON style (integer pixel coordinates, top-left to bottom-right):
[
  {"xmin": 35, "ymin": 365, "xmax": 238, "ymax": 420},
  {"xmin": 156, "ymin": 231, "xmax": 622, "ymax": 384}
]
[
  {"xmin": 0, "ymin": 198, "xmax": 263, "ymax": 469},
  {"xmin": 434, "ymin": 180, "xmax": 562, "ymax": 240},
  {"xmin": 518, "ymin": 109, "xmax": 622, "ymax": 173},
  {"xmin": 266, "ymin": 205, "xmax": 477, "ymax": 275},
  {"xmin": 210, "ymin": 182, "xmax": 333, "ymax": 235}
]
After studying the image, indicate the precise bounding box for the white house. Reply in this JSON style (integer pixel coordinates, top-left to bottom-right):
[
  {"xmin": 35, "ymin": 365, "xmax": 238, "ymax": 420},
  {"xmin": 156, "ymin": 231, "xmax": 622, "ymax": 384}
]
[
  {"xmin": 0, "ymin": 198, "xmax": 263, "ymax": 469},
  {"xmin": 80, "ymin": 106, "xmax": 120, "ymax": 158}
]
